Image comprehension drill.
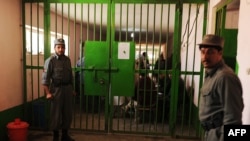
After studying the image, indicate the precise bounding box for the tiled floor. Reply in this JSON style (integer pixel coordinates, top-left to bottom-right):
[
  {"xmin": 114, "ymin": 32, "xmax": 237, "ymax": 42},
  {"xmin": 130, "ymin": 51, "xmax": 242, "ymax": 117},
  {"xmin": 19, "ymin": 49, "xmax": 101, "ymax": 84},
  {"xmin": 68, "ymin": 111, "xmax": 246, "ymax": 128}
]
[{"xmin": 28, "ymin": 130, "xmax": 201, "ymax": 141}]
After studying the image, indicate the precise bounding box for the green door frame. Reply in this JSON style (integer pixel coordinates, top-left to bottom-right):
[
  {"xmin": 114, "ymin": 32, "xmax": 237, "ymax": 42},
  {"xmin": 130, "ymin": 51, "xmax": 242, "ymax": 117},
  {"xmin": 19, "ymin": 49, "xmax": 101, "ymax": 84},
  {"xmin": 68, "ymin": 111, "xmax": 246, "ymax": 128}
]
[{"xmin": 215, "ymin": 0, "xmax": 239, "ymax": 72}]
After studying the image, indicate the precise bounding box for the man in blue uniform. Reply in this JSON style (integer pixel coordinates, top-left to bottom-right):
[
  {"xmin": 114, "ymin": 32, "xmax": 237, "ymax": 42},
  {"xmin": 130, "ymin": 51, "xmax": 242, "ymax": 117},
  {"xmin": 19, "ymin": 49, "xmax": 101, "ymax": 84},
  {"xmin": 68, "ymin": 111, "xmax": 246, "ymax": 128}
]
[
  {"xmin": 198, "ymin": 34, "xmax": 244, "ymax": 141},
  {"xmin": 42, "ymin": 38, "xmax": 75, "ymax": 141}
]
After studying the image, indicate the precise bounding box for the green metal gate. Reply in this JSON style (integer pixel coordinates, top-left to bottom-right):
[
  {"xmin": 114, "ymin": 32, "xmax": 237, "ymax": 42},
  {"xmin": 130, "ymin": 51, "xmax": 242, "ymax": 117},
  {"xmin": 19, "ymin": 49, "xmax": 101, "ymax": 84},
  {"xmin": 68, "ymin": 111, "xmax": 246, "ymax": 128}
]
[{"xmin": 22, "ymin": 0, "xmax": 207, "ymax": 139}]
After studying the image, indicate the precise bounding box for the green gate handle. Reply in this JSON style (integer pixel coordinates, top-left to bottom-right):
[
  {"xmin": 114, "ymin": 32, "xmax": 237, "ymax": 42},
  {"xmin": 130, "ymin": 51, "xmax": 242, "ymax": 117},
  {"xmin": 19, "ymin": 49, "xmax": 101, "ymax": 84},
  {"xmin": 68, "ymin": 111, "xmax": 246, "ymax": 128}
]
[
  {"xmin": 94, "ymin": 68, "xmax": 97, "ymax": 82},
  {"xmin": 99, "ymin": 78, "xmax": 105, "ymax": 85},
  {"xmin": 110, "ymin": 67, "xmax": 119, "ymax": 72},
  {"xmin": 86, "ymin": 66, "xmax": 119, "ymax": 82}
]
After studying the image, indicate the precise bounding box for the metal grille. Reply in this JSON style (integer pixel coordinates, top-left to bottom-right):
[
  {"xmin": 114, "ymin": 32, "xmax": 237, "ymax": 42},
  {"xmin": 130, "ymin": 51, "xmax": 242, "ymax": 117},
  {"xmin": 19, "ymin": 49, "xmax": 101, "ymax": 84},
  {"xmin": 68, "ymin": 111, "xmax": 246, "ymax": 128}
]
[{"xmin": 23, "ymin": 0, "xmax": 207, "ymax": 139}]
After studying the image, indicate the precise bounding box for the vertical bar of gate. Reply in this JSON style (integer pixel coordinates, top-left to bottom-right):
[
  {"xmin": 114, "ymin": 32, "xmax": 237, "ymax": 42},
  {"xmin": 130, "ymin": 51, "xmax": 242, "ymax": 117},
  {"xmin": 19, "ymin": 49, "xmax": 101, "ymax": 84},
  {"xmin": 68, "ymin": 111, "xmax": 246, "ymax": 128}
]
[
  {"xmin": 141, "ymin": 3, "xmax": 149, "ymax": 131},
  {"xmin": 44, "ymin": 1, "xmax": 50, "ymax": 70},
  {"xmin": 156, "ymin": 3, "xmax": 163, "ymax": 132},
  {"xmin": 135, "ymin": 3, "xmax": 142, "ymax": 131},
  {"xmin": 107, "ymin": 0, "xmax": 112, "ymax": 132},
  {"xmin": 115, "ymin": 3, "xmax": 122, "ymax": 131},
  {"xmin": 36, "ymin": 2, "xmax": 41, "ymax": 99},
  {"xmin": 180, "ymin": 3, "xmax": 192, "ymax": 135},
  {"xmin": 85, "ymin": 3, "xmax": 89, "ymax": 129},
  {"xmin": 72, "ymin": 2, "xmax": 77, "ymax": 129},
  {"xmin": 197, "ymin": 1, "xmax": 208, "ymax": 137},
  {"xmin": 79, "ymin": 3, "xmax": 84, "ymax": 129},
  {"xmin": 29, "ymin": 3, "xmax": 34, "ymax": 101},
  {"xmin": 22, "ymin": 0, "xmax": 28, "ymax": 121},
  {"xmin": 162, "ymin": 3, "xmax": 171, "ymax": 133},
  {"xmin": 149, "ymin": 3, "xmax": 156, "ymax": 132},
  {"xmin": 44, "ymin": 0, "xmax": 51, "ymax": 130},
  {"xmin": 188, "ymin": 4, "xmax": 200, "ymax": 136},
  {"xmin": 55, "ymin": 3, "xmax": 58, "ymax": 38},
  {"xmin": 128, "ymin": 3, "xmax": 136, "ymax": 132},
  {"xmin": 170, "ymin": 1, "xmax": 182, "ymax": 137}
]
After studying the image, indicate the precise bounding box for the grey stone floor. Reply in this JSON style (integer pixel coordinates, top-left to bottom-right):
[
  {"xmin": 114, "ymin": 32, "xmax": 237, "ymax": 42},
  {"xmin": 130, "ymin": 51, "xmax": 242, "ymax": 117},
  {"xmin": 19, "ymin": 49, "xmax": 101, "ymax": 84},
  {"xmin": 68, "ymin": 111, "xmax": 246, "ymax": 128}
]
[{"xmin": 27, "ymin": 130, "xmax": 201, "ymax": 141}]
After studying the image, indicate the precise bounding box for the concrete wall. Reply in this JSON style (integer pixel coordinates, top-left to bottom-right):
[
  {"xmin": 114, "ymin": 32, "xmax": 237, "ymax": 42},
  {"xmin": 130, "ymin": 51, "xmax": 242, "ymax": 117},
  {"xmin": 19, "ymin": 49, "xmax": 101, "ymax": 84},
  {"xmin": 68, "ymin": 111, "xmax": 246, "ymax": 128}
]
[
  {"xmin": 237, "ymin": 0, "xmax": 250, "ymax": 124},
  {"xmin": 207, "ymin": 0, "xmax": 250, "ymax": 124},
  {"xmin": 0, "ymin": 0, "xmax": 23, "ymax": 111}
]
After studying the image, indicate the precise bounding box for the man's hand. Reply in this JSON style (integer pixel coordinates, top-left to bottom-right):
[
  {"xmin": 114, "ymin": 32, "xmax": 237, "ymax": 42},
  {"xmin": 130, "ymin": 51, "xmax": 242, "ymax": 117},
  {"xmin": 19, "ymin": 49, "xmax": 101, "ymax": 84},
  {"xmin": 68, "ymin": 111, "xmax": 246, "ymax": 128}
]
[
  {"xmin": 72, "ymin": 91, "xmax": 77, "ymax": 96},
  {"xmin": 46, "ymin": 93, "xmax": 53, "ymax": 100}
]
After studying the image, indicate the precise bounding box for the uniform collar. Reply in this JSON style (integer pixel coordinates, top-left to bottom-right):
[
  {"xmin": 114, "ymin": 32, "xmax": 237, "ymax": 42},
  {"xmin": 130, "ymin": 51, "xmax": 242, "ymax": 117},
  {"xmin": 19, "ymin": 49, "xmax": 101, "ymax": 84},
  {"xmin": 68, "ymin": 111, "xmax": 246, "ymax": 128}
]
[
  {"xmin": 54, "ymin": 54, "xmax": 65, "ymax": 60},
  {"xmin": 205, "ymin": 60, "xmax": 224, "ymax": 77}
]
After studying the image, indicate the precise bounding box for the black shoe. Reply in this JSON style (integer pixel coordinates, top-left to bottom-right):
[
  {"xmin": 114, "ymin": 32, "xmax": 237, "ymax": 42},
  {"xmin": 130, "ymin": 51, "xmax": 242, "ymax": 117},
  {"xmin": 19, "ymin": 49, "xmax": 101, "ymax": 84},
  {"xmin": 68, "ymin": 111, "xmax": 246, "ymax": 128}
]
[
  {"xmin": 61, "ymin": 135, "xmax": 75, "ymax": 141},
  {"xmin": 53, "ymin": 136, "xmax": 59, "ymax": 141}
]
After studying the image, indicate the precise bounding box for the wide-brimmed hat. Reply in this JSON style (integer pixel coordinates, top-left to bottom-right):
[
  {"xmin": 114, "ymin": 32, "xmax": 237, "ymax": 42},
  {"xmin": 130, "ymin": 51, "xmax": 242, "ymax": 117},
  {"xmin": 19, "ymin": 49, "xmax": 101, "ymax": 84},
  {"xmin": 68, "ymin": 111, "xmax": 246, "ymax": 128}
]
[
  {"xmin": 198, "ymin": 34, "xmax": 224, "ymax": 49},
  {"xmin": 54, "ymin": 38, "xmax": 65, "ymax": 45}
]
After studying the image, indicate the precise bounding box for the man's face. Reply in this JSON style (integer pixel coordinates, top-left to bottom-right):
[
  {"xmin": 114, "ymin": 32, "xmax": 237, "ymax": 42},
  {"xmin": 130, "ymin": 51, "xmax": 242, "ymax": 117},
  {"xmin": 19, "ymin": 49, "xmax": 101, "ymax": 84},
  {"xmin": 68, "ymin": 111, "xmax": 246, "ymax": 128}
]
[
  {"xmin": 200, "ymin": 47, "xmax": 222, "ymax": 68},
  {"xmin": 54, "ymin": 44, "xmax": 65, "ymax": 56}
]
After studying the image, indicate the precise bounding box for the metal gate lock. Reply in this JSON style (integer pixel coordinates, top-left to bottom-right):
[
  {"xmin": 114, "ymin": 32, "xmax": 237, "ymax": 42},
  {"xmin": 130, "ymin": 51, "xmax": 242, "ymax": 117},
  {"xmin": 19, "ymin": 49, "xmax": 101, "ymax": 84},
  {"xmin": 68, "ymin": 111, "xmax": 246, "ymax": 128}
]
[{"xmin": 99, "ymin": 78, "xmax": 105, "ymax": 85}]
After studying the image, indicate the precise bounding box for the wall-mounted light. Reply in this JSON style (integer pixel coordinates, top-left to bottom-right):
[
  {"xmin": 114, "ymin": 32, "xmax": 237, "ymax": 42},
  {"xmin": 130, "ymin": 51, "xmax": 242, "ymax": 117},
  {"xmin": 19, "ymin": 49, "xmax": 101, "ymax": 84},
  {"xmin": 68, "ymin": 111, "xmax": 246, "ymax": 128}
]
[{"xmin": 130, "ymin": 32, "xmax": 134, "ymax": 38}]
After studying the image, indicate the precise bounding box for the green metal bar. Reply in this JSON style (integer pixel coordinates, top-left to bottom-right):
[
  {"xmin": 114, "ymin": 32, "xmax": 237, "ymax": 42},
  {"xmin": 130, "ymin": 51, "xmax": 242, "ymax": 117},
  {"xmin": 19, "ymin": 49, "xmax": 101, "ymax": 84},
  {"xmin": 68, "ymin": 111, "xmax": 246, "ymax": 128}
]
[
  {"xmin": 220, "ymin": 6, "xmax": 227, "ymax": 36},
  {"xmin": 170, "ymin": 1, "xmax": 182, "ymax": 137},
  {"xmin": 73, "ymin": 3, "xmax": 76, "ymax": 58},
  {"xmin": 125, "ymin": 4, "xmax": 128, "ymax": 41},
  {"xmin": 36, "ymin": 2, "xmax": 41, "ymax": 98},
  {"xmin": 110, "ymin": 1, "xmax": 115, "ymax": 132},
  {"xmin": 72, "ymin": 3, "xmax": 76, "ymax": 129},
  {"xmin": 85, "ymin": 3, "xmax": 89, "ymax": 130},
  {"xmin": 148, "ymin": 3, "xmax": 156, "ymax": 132},
  {"xmin": 79, "ymin": 2, "xmax": 83, "ymax": 129},
  {"xmin": 179, "ymin": 3, "xmax": 192, "ymax": 135},
  {"xmin": 106, "ymin": 0, "xmax": 112, "ymax": 132},
  {"xmin": 117, "ymin": 3, "xmax": 122, "ymax": 131},
  {"xmin": 131, "ymin": 4, "xmax": 135, "ymax": 43},
  {"xmin": 55, "ymin": 3, "xmax": 58, "ymax": 38},
  {"xmin": 29, "ymin": 3, "xmax": 35, "ymax": 101},
  {"xmin": 87, "ymin": 3, "xmax": 89, "ymax": 40},
  {"xmin": 43, "ymin": 0, "xmax": 51, "ymax": 130},
  {"xmin": 22, "ymin": 0, "xmax": 28, "ymax": 121},
  {"xmin": 100, "ymin": 4, "xmax": 103, "ymax": 41},
  {"xmin": 94, "ymin": 3, "xmax": 96, "ymax": 40},
  {"xmin": 197, "ymin": 0, "xmax": 208, "ymax": 137},
  {"xmin": 67, "ymin": 3, "xmax": 70, "ymax": 56},
  {"xmin": 119, "ymin": 4, "xmax": 122, "ymax": 41},
  {"xmin": 61, "ymin": 3, "xmax": 64, "ymax": 39},
  {"xmin": 188, "ymin": 4, "xmax": 200, "ymax": 137},
  {"xmin": 44, "ymin": 1, "xmax": 51, "ymax": 61}
]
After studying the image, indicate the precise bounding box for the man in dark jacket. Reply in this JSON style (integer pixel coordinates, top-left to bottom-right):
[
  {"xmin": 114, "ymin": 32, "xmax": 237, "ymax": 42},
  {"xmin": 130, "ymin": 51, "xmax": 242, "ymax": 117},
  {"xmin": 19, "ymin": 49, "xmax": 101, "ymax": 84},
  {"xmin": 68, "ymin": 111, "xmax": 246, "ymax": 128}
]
[{"xmin": 42, "ymin": 38, "xmax": 75, "ymax": 141}]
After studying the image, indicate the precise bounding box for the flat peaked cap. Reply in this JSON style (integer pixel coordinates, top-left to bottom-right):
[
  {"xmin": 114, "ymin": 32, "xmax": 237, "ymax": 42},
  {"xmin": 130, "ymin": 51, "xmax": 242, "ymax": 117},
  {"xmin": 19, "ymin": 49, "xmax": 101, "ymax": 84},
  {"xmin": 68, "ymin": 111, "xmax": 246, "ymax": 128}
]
[
  {"xmin": 54, "ymin": 38, "xmax": 65, "ymax": 45},
  {"xmin": 198, "ymin": 34, "xmax": 224, "ymax": 49}
]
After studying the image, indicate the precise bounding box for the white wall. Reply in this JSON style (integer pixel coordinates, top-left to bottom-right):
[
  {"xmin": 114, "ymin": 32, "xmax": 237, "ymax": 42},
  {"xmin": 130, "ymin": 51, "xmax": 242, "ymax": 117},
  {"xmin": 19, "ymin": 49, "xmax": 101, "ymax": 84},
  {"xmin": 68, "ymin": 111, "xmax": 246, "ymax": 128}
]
[
  {"xmin": 180, "ymin": 4, "xmax": 205, "ymax": 106},
  {"xmin": 237, "ymin": 0, "xmax": 250, "ymax": 124},
  {"xmin": 207, "ymin": 0, "xmax": 250, "ymax": 124}
]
